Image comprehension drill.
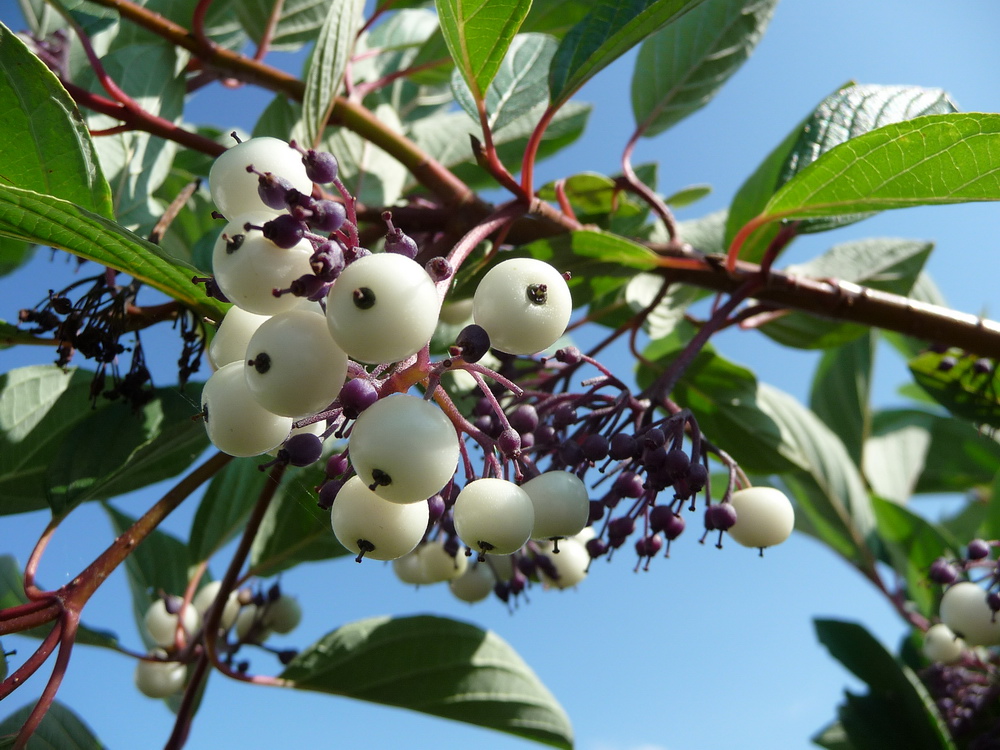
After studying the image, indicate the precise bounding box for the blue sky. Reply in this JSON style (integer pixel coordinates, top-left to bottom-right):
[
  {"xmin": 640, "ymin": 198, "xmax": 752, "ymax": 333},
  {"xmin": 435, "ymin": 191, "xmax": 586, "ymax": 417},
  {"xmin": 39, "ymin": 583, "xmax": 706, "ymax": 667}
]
[{"xmin": 1, "ymin": 1, "xmax": 999, "ymax": 749}]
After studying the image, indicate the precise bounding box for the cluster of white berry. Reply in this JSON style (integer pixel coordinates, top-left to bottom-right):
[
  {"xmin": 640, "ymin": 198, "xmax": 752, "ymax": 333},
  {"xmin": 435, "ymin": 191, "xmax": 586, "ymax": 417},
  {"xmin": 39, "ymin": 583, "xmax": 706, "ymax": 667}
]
[
  {"xmin": 197, "ymin": 135, "xmax": 796, "ymax": 612},
  {"xmin": 134, "ymin": 582, "xmax": 302, "ymax": 699}
]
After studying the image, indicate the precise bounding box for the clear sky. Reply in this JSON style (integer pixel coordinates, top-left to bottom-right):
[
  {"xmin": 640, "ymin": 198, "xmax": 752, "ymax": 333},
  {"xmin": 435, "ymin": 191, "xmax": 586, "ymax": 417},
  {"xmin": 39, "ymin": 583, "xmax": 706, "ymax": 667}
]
[{"xmin": 1, "ymin": 2, "xmax": 999, "ymax": 749}]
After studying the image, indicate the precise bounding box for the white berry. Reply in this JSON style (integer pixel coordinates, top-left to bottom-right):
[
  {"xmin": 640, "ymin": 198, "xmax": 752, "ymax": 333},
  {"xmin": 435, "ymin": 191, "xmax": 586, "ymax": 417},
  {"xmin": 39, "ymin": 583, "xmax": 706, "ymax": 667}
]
[
  {"xmin": 193, "ymin": 581, "xmax": 240, "ymax": 631},
  {"xmin": 208, "ymin": 306, "xmax": 270, "ymax": 370},
  {"xmin": 940, "ymin": 581, "xmax": 1000, "ymax": 646},
  {"xmin": 348, "ymin": 394, "xmax": 459, "ymax": 504},
  {"xmin": 453, "ymin": 478, "xmax": 534, "ymax": 556},
  {"xmin": 418, "ymin": 539, "xmax": 468, "ymax": 583},
  {"xmin": 538, "ymin": 537, "xmax": 590, "ymax": 589},
  {"xmin": 134, "ymin": 650, "xmax": 186, "ymax": 699},
  {"xmin": 244, "ymin": 308, "xmax": 348, "ymax": 417},
  {"xmin": 726, "ymin": 487, "xmax": 795, "ymax": 550},
  {"xmin": 923, "ymin": 623, "xmax": 966, "ymax": 663},
  {"xmin": 326, "ymin": 253, "xmax": 440, "ymax": 364},
  {"xmin": 330, "ymin": 476, "xmax": 429, "ymax": 561},
  {"xmin": 144, "ymin": 598, "xmax": 200, "ymax": 649},
  {"xmin": 212, "ymin": 213, "xmax": 314, "ymax": 316},
  {"xmin": 449, "ymin": 561, "xmax": 496, "ymax": 603},
  {"xmin": 263, "ymin": 595, "xmax": 302, "ymax": 634},
  {"xmin": 201, "ymin": 361, "xmax": 293, "ymax": 457},
  {"xmin": 209, "ymin": 136, "xmax": 312, "ymax": 218},
  {"xmin": 473, "ymin": 258, "xmax": 572, "ymax": 355},
  {"xmin": 522, "ymin": 471, "xmax": 590, "ymax": 542}
]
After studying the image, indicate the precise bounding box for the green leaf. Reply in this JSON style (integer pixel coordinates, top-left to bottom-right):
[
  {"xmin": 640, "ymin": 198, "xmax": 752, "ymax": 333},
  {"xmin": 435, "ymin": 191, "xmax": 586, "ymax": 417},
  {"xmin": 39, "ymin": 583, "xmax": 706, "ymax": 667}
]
[
  {"xmin": 810, "ymin": 333, "xmax": 874, "ymax": 466},
  {"xmin": 142, "ymin": 0, "xmax": 247, "ymax": 49},
  {"xmin": 755, "ymin": 385, "xmax": 875, "ymax": 563},
  {"xmin": 322, "ymin": 103, "xmax": 409, "ymax": 206},
  {"xmin": 104, "ymin": 504, "xmax": 193, "ymax": 649},
  {"xmin": 760, "ymin": 237, "xmax": 933, "ymax": 349},
  {"xmin": 0, "ymin": 22, "xmax": 113, "ymax": 219},
  {"xmin": 298, "ymin": 0, "xmax": 365, "ymax": 149},
  {"xmin": 521, "ymin": 0, "xmax": 591, "ymax": 37},
  {"xmin": 0, "ymin": 184, "xmax": 227, "ymax": 320},
  {"xmin": 0, "ymin": 236, "xmax": 34, "ymax": 278},
  {"xmin": 663, "ymin": 183, "xmax": 711, "ymax": 208},
  {"xmin": 406, "ymin": 27, "xmax": 455, "ymax": 86},
  {"xmin": 812, "ymin": 720, "xmax": 855, "ymax": 750},
  {"xmin": 409, "ymin": 102, "xmax": 590, "ymax": 188},
  {"xmin": 189, "ymin": 457, "xmax": 269, "ymax": 563},
  {"xmin": 815, "ymin": 619, "xmax": 955, "ymax": 750},
  {"xmin": 281, "ymin": 614, "xmax": 573, "ymax": 749},
  {"xmin": 237, "ymin": 0, "xmax": 331, "ymax": 51},
  {"xmin": 0, "ymin": 555, "xmax": 119, "ymax": 649},
  {"xmin": 44, "ymin": 385, "xmax": 209, "ymax": 518},
  {"xmin": 725, "ymin": 84, "xmax": 955, "ymax": 263},
  {"xmin": 870, "ymin": 497, "xmax": 958, "ymax": 618},
  {"xmin": 761, "ymin": 112, "xmax": 1000, "ymax": 224},
  {"xmin": 548, "ymin": 0, "xmax": 708, "ymax": 109},
  {"xmin": 452, "ymin": 33, "xmax": 558, "ymax": 133},
  {"xmin": 248, "ymin": 464, "xmax": 348, "ymax": 577},
  {"xmin": 863, "ymin": 410, "xmax": 934, "ymax": 505},
  {"xmin": 436, "ymin": 0, "xmax": 533, "ymax": 101},
  {"xmin": 0, "ymin": 700, "xmax": 105, "ymax": 749},
  {"xmin": 908, "ymin": 349, "xmax": 1000, "ymax": 430},
  {"xmin": 631, "ymin": 0, "xmax": 776, "ymax": 137},
  {"xmin": 80, "ymin": 43, "xmax": 184, "ymax": 234}
]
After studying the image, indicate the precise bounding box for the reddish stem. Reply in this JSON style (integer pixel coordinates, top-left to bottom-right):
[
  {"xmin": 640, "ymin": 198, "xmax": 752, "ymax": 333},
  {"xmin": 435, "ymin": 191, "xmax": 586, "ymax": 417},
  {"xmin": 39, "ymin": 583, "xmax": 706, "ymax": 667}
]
[
  {"xmin": 520, "ymin": 105, "xmax": 558, "ymax": 197},
  {"xmin": 13, "ymin": 614, "xmax": 78, "ymax": 749},
  {"xmin": 0, "ymin": 621, "xmax": 62, "ymax": 701}
]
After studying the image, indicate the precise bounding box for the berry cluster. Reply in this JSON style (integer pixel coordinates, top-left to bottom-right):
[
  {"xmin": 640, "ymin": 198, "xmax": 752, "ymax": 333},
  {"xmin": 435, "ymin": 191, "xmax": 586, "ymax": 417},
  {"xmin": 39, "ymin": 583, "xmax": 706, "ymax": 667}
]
[
  {"xmin": 134, "ymin": 581, "xmax": 301, "ymax": 699},
  {"xmin": 198, "ymin": 135, "xmax": 795, "ymax": 609}
]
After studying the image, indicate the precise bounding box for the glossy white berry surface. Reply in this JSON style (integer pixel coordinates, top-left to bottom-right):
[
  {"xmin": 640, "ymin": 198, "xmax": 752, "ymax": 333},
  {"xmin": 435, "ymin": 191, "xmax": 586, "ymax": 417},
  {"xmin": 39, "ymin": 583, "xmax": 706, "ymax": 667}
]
[
  {"xmin": 538, "ymin": 537, "xmax": 590, "ymax": 589},
  {"xmin": 726, "ymin": 487, "xmax": 795, "ymax": 550},
  {"xmin": 473, "ymin": 257, "xmax": 572, "ymax": 355},
  {"xmin": 417, "ymin": 539, "xmax": 468, "ymax": 583},
  {"xmin": 940, "ymin": 581, "xmax": 1000, "ymax": 646},
  {"xmin": 325, "ymin": 252, "xmax": 440, "ymax": 364},
  {"xmin": 202, "ymin": 361, "xmax": 293, "ymax": 457},
  {"xmin": 449, "ymin": 561, "xmax": 496, "ymax": 603},
  {"xmin": 522, "ymin": 471, "xmax": 590, "ymax": 541},
  {"xmin": 144, "ymin": 599, "xmax": 200, "ymax": 649},
  {"xmin": 453, "ymin": 478, "xmax": 534, "ymax": 556},
  {"xmin": 208, "ymin": 305, "xmax": 270, "ymax": 370},
  {"xmin": 209, "ymin": 136, "xmax": 312, "ymax": 218},
  {"xmin": 212, "ymin": 214, "xmax": 314, "ymax": 316},
  {"xmin": 330, "ymin": 476, "xmax": 429, "ymax": 561},
  {"xmin": 923, "ymin": 623, "xmax": 966, "ymax": 663},
  {"xmin": 348, "ymin": 394, "xmax": 459, "ymax": 504},
  {"xmin": 244, "ymin": 308, "xmax": 348, "ymax": 417},
  {"xmin": 134, "ymin": 651, "xmax": 186, "ymax": 699},
  {"xmin": 192, "ymin": 581, "xmax": 240, "ymax": 631}
]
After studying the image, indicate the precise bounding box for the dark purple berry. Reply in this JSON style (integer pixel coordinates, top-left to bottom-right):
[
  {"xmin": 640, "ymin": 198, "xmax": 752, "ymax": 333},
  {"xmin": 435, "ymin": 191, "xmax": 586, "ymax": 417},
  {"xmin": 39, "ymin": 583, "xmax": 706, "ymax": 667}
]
[
  {"xmin": 929, "ymin": 557, "xmax": 960, "ymax": 585},
  {"xmin": 256, "ymin": 172, "xmax": 294, "ymax": 210},
  {"xmin": 261, "ymin": 214, "xmax": 306, "ymax": 249},
  {"xmin": 425, "ymin": 257, "xmax": 453, "ymax": 282},
  {"xmin": 635, "ymin": 535, "xmax": 663, "ymax": 558},
  {"xmin": 455, "ymin": 324, "xmax": 491, "ymax": 363},
  {"xmin": 509, "ymin": 405, "xmax": 539, "ymax": 435},
  {"xmin": 279, "ymin": 433, "xmax": 324, "ymax": 467},
  {"xmin": 968, "ymin": 539, "xmax": 991, "ymax": 560},
  {"xmin": 498, "ymin": 428, "xmax": 522, "ymax": 458},
  {"xmin": 385, "ymin": 229, "xmax": 418, "ymax": 259},
  {"xmin": 516, "ymin": 555, "xmax": 537, "ymax": 578},
  {"xmin": 555, "ymin": 346, "xmax": 582, "ymax": 364},
  {"xmin": 326, "ymin": 452, "xmax": 349, "ymax": 479},
  {"xmin": 609, "ymin": 433, "xmax": 637, "ymax": 460},
  {"xmin": 642, "ymin": 445, "xmax": 667, "ymax": 470},
  {"xmin": 427, "ymin": 494, "xmax": 446, "ymax": 523},
  {"xmin": 308, "ymin": 200, "xmax": 347, "ymax": 233},
  {"xmin": 704, "ymin": 502, "xmax": 737, "ymax": 531},
  {"xmin": 589, "ymin": 500, "xmax": 605, "ymax": 522},
  {"xmin": 552, "ymin": 404, "xmax": 576, "ymax": 429},
  {"xmin": 641, "ymin": 428, "xmax": 666, "ymax": 450},
  {"xmin": 585, "ymin": 537, "xmax": 608, "ymax": 559},
  {"xmin": 339, "ymin": 378, "xmax": 378, "ymax": 419},
  {"xmin": 608, "ymin": 516, "xmax": 635, "ymax": 541},
  {"xmin": 613, "ymin": 471, "xmax": 644, "ymax": 499},
  {"xmin": 581, "ymin": 433, "xmax": 609, "ymax": 462},
  {"xmin": 988, "ymin": 591, "xmax": 1000, "ymax": 613},
  {"xmin": 686, "ymin": 462, "xmax": 708, "ymax": 493},
  {"xmin": 311, "ymin": 241, "xmax": 346, "ymax": 281},
  {"xmin": 317, "ymin": 479, "xmax": 344, "ymax": 509},
  {"xmin": 649, "ymin": 505, "xmax": 684, "ymax": 539},
  {"xmin": 287, "ymin": 273, "xmax": 328, "ymax": 300},
  {"xmin": 559, "ymin": 440, "xmax": 584, "ymax": 466},
  {"xmin": 302, "ymin": 149, "xmax": 338, "ymax": 183}
]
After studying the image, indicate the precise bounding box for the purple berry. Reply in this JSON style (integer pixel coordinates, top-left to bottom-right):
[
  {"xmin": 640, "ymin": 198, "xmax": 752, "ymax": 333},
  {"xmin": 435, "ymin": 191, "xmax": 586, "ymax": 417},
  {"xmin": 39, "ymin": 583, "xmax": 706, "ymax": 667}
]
[
  {"xmin": 339, "ymin": 378, "xmax": 378, "ymax": 419},
  {"xmin": 613, "ymin": 471, "xmax": 644, "ymax": 499},
  {"xmin": 455, "ymin": 324, "xmax": 490, "ymax": 363},
  {"xmin": 256, "ymin": 172, "xmax": 294, "ymax": 210},
  {"xmin": 301, "ymin": 149, "xmax": 338, "ymax": 183},
  {"xmin": 308, "ymin": 200, "xmax": 347, "ymax": 233},
  {"xmin": 509, "ymin": 405, "xmax": 539, "ymax": 435},
  {"xmin": 585, "ymin": 537, "xmax": 608, "ymax": 559},
  {"xmin": 581, "ymin": 433, "xmax": 609, "ymax": 462},
  {"xmin": 261, "ymin": 214, "xmax": 306, "ymax": 249},
  {"xmin": 609, "ymin": 433, "xmax": 637, "ymax": 460},
  {"xmin": 929, "ymin": 557, "xmax": 960, "ymax": 585},
  {"xmin": 498, "ymin": 428, "xmax": 522, "ymax": 458},
  {"xmin": 704, "ymin": 502, "xmax": 737, "ymax": 531},
  {"xmin": 279, "ymin": 432, "xmax": 323, "ymax": 467},
  {"xmin": 968, "ymin": 539, "xmax": 991, "ymax": 560}
]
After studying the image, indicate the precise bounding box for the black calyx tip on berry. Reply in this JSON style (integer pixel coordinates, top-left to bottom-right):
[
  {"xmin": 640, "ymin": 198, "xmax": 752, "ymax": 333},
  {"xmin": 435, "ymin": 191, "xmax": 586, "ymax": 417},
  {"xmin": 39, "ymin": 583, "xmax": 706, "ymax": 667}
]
[
  {"xmin": 248, "ymin": 352, "xmax": 271, "ymax": 374},
  {"xmin": 526, "ymin": 283, "xmax": 548, "ymax": 305},
  {"xmin": 355, "ymin": 539, "xmax": 375, "ymax": 563},
  {"xmin": 224, "ymin": 233, "xmax": 245, "ymax": 254},
  {"xmin": 370, "ymin": 468, "xmax": 392, "ymax": 488},
  {"xmin": 455, "ymin": 324, "xmax": 490, "ymax": 363},
  {"xmin": 352, "ymin": 287, "xmax": 377, "ymax": 310}
]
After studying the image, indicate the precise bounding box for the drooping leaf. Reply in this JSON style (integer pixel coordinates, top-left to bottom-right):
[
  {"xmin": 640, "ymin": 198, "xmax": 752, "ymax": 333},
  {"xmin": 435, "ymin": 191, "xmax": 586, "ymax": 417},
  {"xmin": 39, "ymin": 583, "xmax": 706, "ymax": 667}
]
[
  {"xmin": 631, "ymin": 0, "xmax": 776, "ymax": 137},
  {"xmin": 189, "ymin": 457, "xmax": 270, "ymax": 563},
  {"xmin": 815, "ymin": 619, "xmax": 955, "ymax": 750},
  {"xmin": 0, "ymin": 555, "xmax": 119, "ymax": 649},
  {"xmin": 810, "ymin": 332, "xmax": 875, "ymax": 466},
  {"xmin": 237, "ymin": 0, "xmax": 331, "ymax": 51},
  {"xmin": 44, "ymin": 384, "xmax": 209, "ymax": 518},
  {"xmin": 248, "ymin": 464, "xmax": 348, "ymax": 577},
  {"xmin": 452, "ymin": 33, "xmax": 558, "ymax": 133},
  {"xmin": 548, "ymin": 0, "xmax": 708, "ymax": 109},
  {"xmin": 0, "ymin": 22, "xmax": 113, "ymax": 219},
  {"xmin": 104, "ymin": 504, "xmax": 194, "ymax": 649},
  {"xmin": 759, "ymin": 237, "xmax": 933, "ymax": 349},
  {"xmin": 281, "ymin": 615, "xmax": 573, "ymax": 749},
  {"xmin": 436, "ymin": 0, "xmax": 533, "ymax": 102},
  {"xmin": 870, "ymin": 497, "xmax": 958, "ymax": 618},
  {"xmin": 297, "ymin": 0, "xmax": 365, "ymax": 149},
  {"xmin": 725, "ymin": 84, "xmax": 956, "ymax": 264},
  {"xmin": 0, "ymin": 184, "xmax": 227, "ymax": 320},
  {"xmin": 908, "ymin": 349, "xmax": 1000, "ymax": 430},
  {"xmin": 0, "ymin": 700, "xmax": 105, "ymax": 749}
]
